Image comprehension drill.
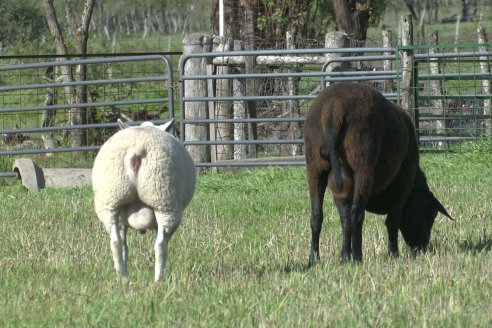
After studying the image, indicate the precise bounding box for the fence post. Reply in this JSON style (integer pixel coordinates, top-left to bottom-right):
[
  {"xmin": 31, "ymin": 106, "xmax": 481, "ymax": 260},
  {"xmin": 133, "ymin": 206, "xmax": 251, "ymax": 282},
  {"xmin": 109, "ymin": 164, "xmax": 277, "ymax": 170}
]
[
  {"xmin": 183, "ymin": 33, "xmax": 212, "ymax": 165},
  {"xmin": 430, "ymin": 31, "xmax": 447, "ymax": 150},
  {"xmin": 244, "ymin": 9, "xmax": 258, "ymax": 158},
  {"xmin": 214, "ymin": 36, "xmax": 234, "ymax": 162},
  {"xmin": 401, "ymin": 15, "xmax": 416, "ymax": 126},
  {"xmin": 233, "ymin": 40, "xmax": 247, "ymax": 160},
  {"xmin": 284, "ymin": 31, "xmax": 301, "ymax": 156},
  {"xmin": 478, "ymin": 26, "xmax": 491, "ymax": 136},
  {"xmin": 41, "ymin": 66, "xmax": 56, "ymax": 156},
  {"xmin": 382, "ymin": 27, "xmax": 394, "ymax": 93},
  {"xmin": 324, "ymin": 32, "xmax": 349, "ymax": 87},
  {"xmin": 207, "ymin": 40, "xmax": 217, "ymax": 168}
]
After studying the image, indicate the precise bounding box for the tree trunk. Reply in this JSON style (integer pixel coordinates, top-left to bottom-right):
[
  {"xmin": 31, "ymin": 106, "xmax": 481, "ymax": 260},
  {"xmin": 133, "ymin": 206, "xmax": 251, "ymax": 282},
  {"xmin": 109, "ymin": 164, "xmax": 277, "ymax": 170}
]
[
  {"xmin": 403, "ymin": 0, "xmax": 420, "ymax": 21},
  {"xmin": 40, "ymin": 0, "xmax": 95, "ymax": 148},
  {"xmin": 40, "ymin": 0, "xmax": 77, "ymax": 145},
  {"xmin": 40, "ymin": 0, "xmax": 72, "ymax": 82},
  {"xmin": 73, "ymin": 0, "xmax": 95, "ymax": 147},
  {"xmin": 332, "ymin": 0, "xmax": 372, "ymax": 42}
]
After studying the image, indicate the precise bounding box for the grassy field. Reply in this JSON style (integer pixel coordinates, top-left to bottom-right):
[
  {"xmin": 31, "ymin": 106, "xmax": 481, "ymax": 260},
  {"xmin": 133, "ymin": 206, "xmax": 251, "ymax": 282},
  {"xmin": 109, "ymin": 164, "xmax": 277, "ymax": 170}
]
[{"xmin": 0, "ymin": 148, "xmax": 491, "ymax": 327}]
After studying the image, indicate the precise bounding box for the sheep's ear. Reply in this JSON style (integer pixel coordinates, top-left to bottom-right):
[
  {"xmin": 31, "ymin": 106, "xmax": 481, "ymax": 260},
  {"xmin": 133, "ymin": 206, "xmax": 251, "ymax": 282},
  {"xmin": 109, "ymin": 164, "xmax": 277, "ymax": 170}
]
[
  {"xmin": 117, "ymin": 118, "xmax": 131, "ymax": 130},
  {"xmin": 434, "ymin": 197, "xmax": 453, "ymax": 220},
  {"xmin": 160, "ymin": 118, "xmax": 175, "ymax": 133}
]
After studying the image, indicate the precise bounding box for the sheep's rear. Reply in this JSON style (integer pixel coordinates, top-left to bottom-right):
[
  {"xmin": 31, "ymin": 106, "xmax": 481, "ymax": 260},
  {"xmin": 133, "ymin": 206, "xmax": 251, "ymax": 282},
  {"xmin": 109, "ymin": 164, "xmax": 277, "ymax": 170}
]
[{"xmin": 93, "ymin": 124, "xmax": 196, "ymax": 282}]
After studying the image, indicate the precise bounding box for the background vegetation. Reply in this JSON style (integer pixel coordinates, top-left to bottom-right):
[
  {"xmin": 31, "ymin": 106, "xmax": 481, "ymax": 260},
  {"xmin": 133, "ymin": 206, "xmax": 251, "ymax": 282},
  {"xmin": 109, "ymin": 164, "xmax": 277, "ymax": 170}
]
[
  {"xmin": 0, "ymin": 0, "xmax": 491, "ymax": 55},
  {"xmin": 0, "ymin": 148, "xmax": 491, "ymax": 326}
]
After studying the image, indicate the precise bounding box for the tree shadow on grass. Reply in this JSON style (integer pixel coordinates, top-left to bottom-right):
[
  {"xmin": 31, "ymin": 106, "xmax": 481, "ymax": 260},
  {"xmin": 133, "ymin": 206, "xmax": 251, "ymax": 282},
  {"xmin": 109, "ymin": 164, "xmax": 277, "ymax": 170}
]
[
  {"xmin": 458, "ymin": 235, "xmax": 492, "ymax": 254},
  {"xmin": 282, "ymin": 262, "xmax": 312, "ymax": 274}
]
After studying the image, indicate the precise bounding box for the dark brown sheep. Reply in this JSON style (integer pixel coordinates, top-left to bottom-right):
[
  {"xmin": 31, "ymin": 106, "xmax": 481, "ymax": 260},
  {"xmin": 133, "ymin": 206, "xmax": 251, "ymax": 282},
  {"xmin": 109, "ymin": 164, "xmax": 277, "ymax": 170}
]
[{"xmin": 304, "ymin": 82, "xmax": 452, "ymax": 264}]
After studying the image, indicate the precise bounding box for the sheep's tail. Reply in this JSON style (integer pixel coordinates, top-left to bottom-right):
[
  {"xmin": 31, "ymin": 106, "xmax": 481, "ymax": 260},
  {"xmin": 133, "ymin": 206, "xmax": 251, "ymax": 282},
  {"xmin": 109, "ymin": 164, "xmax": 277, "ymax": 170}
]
[
  {"xmin": 320, "ymin": 106, "xmax": 344, "ymax": 191},
  {"xmin": 124, "ymin": 145, "xmax": 146, "ymax": 184}
]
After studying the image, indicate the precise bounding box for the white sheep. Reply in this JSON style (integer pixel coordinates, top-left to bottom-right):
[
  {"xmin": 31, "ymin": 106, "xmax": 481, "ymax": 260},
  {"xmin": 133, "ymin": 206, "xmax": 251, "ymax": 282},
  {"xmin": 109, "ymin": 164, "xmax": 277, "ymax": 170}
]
[{"xmin": 92, "ymin": 118, "xmax": 196, "ymax": 282}]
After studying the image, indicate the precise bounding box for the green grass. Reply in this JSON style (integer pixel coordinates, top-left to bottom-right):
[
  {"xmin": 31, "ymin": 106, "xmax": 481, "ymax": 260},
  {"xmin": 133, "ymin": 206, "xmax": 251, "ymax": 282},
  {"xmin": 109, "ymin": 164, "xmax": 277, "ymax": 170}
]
[{"xmin": 0, "ymin": 150, "xmax": 491, "ymax": 327}]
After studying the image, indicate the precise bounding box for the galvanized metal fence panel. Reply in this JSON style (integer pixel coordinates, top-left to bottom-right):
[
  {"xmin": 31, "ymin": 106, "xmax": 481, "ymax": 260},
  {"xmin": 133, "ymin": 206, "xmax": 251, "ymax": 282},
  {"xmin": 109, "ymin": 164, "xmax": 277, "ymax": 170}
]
[
  {"xmin": 179, "ymin": 45, "xmax": 491, "ymax": 169},
  {"xmin": 0, "ymin": 55, "xmax": 175, "ymax": 177},
  {"xmin": 410, "ymin": 44, "xmax": 492, "ymax": 150},
  {"xmin": 0, "ymin": 45, "xmax": 490, "ymax": 176},
  {"xmin": 179, "ymin": 47, "xmax": 398, "ymax": 168}
]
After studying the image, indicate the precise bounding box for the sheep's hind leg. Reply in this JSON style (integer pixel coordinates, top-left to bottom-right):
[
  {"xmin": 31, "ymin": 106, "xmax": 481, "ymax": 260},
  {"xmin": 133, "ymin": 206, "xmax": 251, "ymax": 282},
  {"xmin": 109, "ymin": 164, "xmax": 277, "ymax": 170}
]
[
  {"xmin": 307, "ymin": 168, "xmax": 328, "ymax": 267},
  {"xmin": 120, "ymin": 224, "xmax": 129, "ymax": 269},
  {"xmin": 350, "ymin": 175, "xmax": 373, "ymax": 262},
  {"xmin": 100, "ymin": 209, "xmax": 128, "ymax": 281},
  {"xmin": 154, "ymin": 211, "xmax": 180, "ymax": 282},
  {"xmin": 334, "ymin": 197, "xmax": 352, "ymax": 262},
  {"xmin": 350, "ymin": 201, "xmax": 366, "ymax": 262}
]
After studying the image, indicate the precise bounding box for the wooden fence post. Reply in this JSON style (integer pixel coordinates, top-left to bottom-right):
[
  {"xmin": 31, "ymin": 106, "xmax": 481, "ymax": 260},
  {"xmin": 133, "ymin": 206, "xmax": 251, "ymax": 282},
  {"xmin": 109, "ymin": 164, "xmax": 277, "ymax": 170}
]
[
  {"xmin": 183, "ymin": 33, "xmax": 212, "ymax": 165},
  {"xmin": 284, "ymin": 31, "xmax": 301, "ymax": 156},
  {"xmin": 244, "ymin": 9, "xmax": 258, "ymax": 158},
  {"xmin": 207, "ymin": 40, "xmax": 217, "ymax": 167},
  {"xmin": 214, "ymin": 36, "xmax": 234, "ymax": 161},
  {"xmin": 233, "ymin": 40, "xmax": 247, "ymax": 160},
  {"xmin": 401, "ymin": 15, "xmax": 416, "ymax": 125},
  {"xmin": 478, "ymin": 26, "xmax": 491, "ymax": 136},
  {"xmin": 41, "ymin": 66, "xmax": 56, "ymax": 156},
  {"xmin": 430, "ymin": 31, "xmax": 447, "ymax": 150},
  {"xmin": 382, "ymin": 27, "xmax": 394, "ymax": 93},
  {"xmin": 324, "ymin": 31, "xmax": 350, "ymax": 87}
]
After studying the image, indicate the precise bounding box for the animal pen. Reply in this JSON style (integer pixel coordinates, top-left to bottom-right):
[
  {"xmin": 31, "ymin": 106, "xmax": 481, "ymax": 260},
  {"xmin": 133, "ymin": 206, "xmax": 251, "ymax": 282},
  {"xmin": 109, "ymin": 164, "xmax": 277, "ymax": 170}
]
[{"xmin": 0, "ymin": 21, "xmax": 490, "ymax": 184}]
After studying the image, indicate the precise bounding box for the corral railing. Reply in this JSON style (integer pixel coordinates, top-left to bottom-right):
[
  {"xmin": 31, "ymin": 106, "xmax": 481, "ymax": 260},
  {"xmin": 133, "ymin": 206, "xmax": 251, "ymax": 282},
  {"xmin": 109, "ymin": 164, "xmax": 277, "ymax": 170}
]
[
  {"xmin": 179, "ymin": 46, "xmax": 399, "ymax": 168},
  {"xmin": 411, "ymin": 43, "xmax": 491, "ymax": 150},
  {"xmin": 179, "ymin": 38, "xmax": 491, "ymax": 168},
  {"xmin": 0, "ymin": 43, "xmax": 490, "ymax": 176},
  {"xmin": 0, "ymin": 54, "xmax": 175, "ymax": 177}
]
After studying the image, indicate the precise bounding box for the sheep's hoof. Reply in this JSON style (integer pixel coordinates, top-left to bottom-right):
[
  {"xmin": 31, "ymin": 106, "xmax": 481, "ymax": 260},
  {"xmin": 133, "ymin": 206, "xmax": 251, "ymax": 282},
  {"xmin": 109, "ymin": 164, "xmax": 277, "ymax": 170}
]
[
  {"xmin": 117, "ymin": 274, "xmax": 130, "ymax": 285},
  {"xmin": 308, "ymin": 250, "xmax": 319, "ymax": 268},
  {"xmin": 389, "ymin": 250, "xmax": 399, "ymax": 259},
  {"xmin": 339, "ymin": 252, "xmax": 351, "ymax": 263}
]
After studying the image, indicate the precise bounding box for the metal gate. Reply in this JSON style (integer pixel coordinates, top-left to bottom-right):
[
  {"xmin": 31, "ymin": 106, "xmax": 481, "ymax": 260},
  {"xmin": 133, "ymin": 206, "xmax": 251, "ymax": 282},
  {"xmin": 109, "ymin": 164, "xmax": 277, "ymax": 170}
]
[
  {"xmin": 179, "ymin": 44, "xmax": 491, "ymax": 168},
  {"xmin": 0, "ymin": 45, "xmax": 490, "ymax": 175},
  {"xmin": 0, "ymin": 55, "xmax": 174, "ymax": 177},
  {"xmin": 179, "ymin": 47, "xmax": 399, "ymax": 168},
  {"xmin": 411, "ymin": 44, "xmax": 491, "ymax": 149}
]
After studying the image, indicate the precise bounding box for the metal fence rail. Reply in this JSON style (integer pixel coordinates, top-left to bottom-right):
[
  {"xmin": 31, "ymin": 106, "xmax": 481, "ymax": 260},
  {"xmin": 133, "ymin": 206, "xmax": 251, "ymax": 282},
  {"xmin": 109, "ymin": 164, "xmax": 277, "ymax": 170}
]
[
  {"xmin": 411, "ymin": 44, "xmax": 491, "ymax": 149},
  {"xmin": 0, "ymin": 44, "xmax": 490, "ymax": 176},
  {"xmin": 0, "ymin": 54, "xmax": 174, "ymax": 175},
  {"xmin": 179, "ymin": 43, "xmax": 490, "ymax": 168},
  {"xmin": 179, "ymin": 47, "xmax": 401, "ymax": 168}
]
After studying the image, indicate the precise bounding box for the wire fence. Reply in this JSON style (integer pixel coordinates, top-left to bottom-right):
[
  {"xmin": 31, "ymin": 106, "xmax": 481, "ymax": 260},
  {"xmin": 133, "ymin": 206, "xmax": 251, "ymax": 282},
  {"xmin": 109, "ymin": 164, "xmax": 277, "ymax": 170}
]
[
  {"xmin": 0, "ymin": 54, "xmax": 179, "ymax": 173},
  {"xmin": 0, "ymin": 14, "xmax": 490, "ymax": 175},
  {"xmin": 410, "ymin": 33, "xmax": 491, "ymax": 151}
]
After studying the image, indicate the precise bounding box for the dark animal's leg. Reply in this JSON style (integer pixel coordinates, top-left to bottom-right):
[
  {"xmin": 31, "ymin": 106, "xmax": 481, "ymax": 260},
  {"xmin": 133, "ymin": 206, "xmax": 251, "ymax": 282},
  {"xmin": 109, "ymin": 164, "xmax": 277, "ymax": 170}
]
[
  {"xmin": 307, "ymin": 168, "xmax": 328, "ymax": 267},
  {"xmin": 350, "ymin": 200, "xmax": 366, "ymax": 262},
  {"xmin": 350, "ymin": 175, "xmax": 373, "ymax": 262},
  {"xmin": 385, "ymin": 214, "xmax": 400, "ymax": 258},
  {"xmin": 334, "ymin": 197, "xmax": 352, "ymax": 262}
]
